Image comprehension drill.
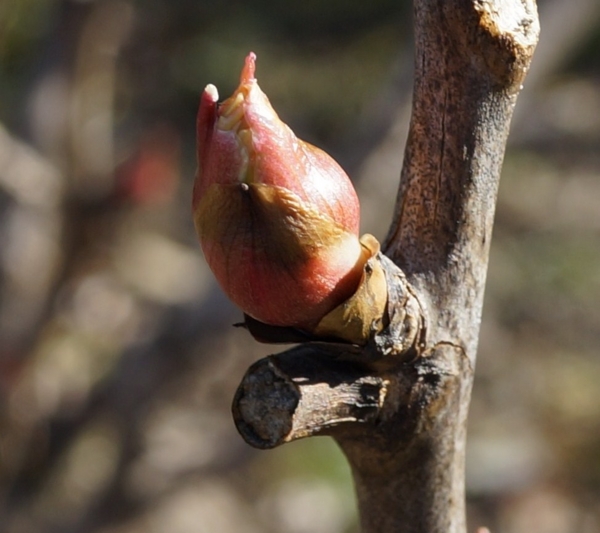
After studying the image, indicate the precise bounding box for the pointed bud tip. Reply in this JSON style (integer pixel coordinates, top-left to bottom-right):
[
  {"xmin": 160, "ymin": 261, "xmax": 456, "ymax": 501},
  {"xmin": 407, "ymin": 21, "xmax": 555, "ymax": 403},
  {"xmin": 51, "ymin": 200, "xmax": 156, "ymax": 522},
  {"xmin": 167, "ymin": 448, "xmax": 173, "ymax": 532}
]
[
  {"xmin": 204, "ymin": 84, "xmax": 219, "ymax": 102},
  {"xmin": 241, "ymin": 52, "xmax": 257, "ymax": 83}
]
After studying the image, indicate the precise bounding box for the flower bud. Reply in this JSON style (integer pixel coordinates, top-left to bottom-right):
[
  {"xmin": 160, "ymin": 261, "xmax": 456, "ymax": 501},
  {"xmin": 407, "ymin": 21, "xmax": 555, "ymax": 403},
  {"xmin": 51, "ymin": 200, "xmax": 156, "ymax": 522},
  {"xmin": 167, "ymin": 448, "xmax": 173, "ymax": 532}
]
[{"xmin": 193, "ymin": 53, "xmax": 367, "ymax": 329}]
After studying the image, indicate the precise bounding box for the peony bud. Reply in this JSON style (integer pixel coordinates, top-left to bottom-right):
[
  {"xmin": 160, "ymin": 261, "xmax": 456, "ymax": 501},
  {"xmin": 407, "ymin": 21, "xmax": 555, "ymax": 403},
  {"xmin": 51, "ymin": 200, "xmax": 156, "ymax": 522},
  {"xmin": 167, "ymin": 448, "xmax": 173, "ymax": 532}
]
[{"xmin": 193, "ymin": 53, "xmax": 368, "ymax": 330}]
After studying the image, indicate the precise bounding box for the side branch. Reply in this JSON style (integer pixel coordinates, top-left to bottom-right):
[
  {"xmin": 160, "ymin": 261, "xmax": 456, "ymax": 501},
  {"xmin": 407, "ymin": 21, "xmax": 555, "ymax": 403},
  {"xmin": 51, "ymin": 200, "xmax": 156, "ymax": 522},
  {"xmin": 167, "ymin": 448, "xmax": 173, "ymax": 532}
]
[{"xmin": 233, "ymin": 347, "xmax": 387, "ymax": 449}]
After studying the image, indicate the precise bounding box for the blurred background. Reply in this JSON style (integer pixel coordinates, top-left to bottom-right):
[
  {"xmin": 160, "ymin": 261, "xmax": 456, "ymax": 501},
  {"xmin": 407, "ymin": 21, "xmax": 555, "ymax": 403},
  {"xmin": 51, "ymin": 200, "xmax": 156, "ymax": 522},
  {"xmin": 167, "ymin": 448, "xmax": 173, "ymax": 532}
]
[{"xmin": 0, "ymin": 0, "xmax": 599, "ymax": 532}]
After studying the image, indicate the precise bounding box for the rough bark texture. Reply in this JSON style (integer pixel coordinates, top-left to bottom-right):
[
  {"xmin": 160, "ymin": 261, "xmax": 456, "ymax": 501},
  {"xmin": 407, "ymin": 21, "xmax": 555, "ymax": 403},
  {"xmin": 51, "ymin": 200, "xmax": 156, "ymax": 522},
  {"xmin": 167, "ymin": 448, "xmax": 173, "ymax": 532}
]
[{"xmin": 232, "ymin": 1, "xmax": 539, "ymax": 532}]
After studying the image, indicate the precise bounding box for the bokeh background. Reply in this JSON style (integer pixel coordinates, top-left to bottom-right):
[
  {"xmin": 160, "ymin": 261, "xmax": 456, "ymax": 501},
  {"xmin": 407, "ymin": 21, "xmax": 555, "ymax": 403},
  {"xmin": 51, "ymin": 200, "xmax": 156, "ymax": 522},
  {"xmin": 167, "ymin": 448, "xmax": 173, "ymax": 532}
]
[{"xmin": 1, "ymin": 0, "xmax": 600, "ymax": 532}]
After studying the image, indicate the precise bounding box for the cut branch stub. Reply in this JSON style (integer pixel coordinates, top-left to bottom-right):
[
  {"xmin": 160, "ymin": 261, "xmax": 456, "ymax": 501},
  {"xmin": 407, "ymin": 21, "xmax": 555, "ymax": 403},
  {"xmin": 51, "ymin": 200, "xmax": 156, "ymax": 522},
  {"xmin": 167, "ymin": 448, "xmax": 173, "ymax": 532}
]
[{"xmin": 232, "ymin": 346, "xmax": 388, "ymax": 449}]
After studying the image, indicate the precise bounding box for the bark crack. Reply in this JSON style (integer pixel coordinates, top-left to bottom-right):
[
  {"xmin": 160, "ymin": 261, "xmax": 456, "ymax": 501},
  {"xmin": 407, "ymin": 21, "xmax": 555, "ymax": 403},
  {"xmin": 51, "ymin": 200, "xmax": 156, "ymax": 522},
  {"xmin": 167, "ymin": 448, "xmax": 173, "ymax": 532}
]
[{"xmin": 434, "ymin": 88, "xmax": 448, "ymax": 230}]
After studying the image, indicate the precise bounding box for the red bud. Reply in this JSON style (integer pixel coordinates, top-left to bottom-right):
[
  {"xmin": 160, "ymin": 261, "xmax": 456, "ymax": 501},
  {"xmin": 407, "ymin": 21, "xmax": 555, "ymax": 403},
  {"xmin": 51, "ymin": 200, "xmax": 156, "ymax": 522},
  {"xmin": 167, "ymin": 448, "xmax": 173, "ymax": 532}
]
[{"xmin": 193, "ymin": 53, "xmax": 365, "ymax": 329}]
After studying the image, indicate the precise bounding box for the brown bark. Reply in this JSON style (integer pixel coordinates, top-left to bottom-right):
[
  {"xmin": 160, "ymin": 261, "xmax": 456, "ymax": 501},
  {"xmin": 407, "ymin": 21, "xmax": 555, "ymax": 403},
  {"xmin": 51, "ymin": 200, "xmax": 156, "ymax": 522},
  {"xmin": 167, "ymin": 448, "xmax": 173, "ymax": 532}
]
[{"xmin": 232, "ymin": 1, "xmax": 539, "ymax": 532}]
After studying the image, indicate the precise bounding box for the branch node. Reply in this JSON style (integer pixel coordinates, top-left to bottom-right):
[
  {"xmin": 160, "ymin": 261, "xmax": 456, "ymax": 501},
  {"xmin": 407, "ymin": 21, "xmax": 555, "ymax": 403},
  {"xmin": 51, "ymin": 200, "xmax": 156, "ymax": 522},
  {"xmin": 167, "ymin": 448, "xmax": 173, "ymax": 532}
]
[{"xmin": 452, "ymin": 0, "xmax": 540, "ymax": 90}]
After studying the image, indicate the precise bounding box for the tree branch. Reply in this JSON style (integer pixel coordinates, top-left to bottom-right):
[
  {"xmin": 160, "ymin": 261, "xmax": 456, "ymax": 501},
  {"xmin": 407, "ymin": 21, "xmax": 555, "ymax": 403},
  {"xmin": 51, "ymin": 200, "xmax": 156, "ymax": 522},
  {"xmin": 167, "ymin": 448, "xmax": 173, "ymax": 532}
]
[
  {"xmin": 232, "ymin": 345, "xmax": 387, "ymax": 449},
  {"xmin": 232, "ymin": 1, "xmax": 539, "ymax": 532},
  {"xmin": 385, "ymin": 0, "xmax": 539, "ymax": 360}
]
